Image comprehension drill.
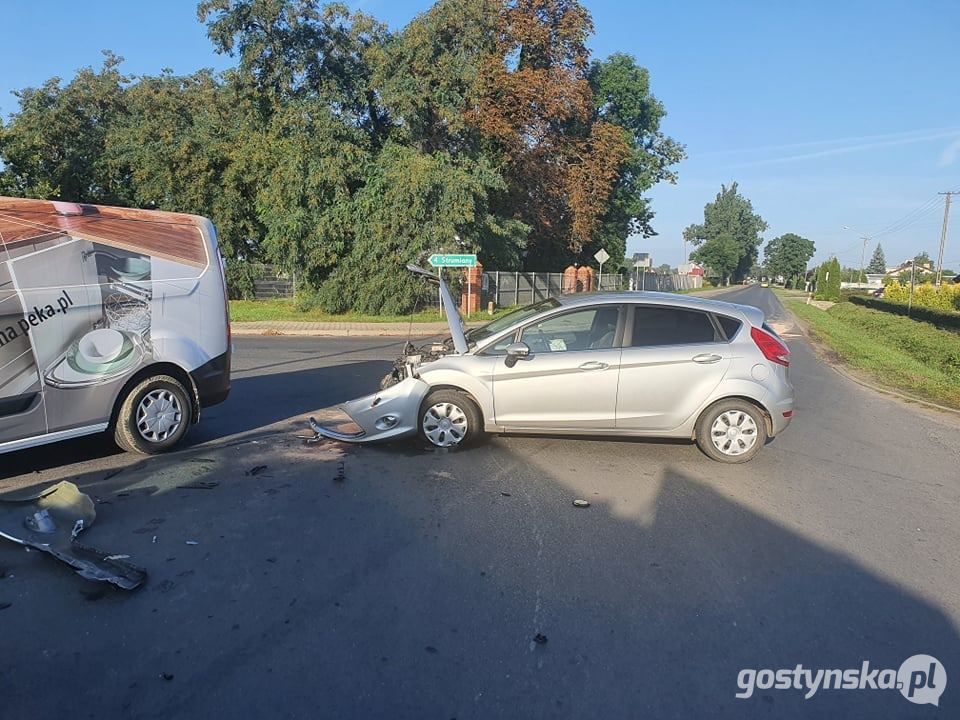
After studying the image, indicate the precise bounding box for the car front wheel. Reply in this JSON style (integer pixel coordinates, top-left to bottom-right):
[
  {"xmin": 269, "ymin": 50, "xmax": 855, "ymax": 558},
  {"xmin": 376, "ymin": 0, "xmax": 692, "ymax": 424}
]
[
  {"xmin": 418, "ymin": 389, "xmax": 482, "ymax": 449},
  {"xmin": 695, "ymin": 399, "xmax": 767, "ymax": 463}
]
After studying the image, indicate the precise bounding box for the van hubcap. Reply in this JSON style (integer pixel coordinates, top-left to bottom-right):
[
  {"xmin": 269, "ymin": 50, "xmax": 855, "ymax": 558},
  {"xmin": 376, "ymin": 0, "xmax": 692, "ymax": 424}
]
[
  {"xmin": 422, "ymin": 402, "xmax": 468, "ymax": 447},
  {"xmin": 137, "ymin": 389, "xmax": 183, "ymax": 442},
  {"xmin": 710, "ymin": 410, "xmax": 758, "ymax": 456}
]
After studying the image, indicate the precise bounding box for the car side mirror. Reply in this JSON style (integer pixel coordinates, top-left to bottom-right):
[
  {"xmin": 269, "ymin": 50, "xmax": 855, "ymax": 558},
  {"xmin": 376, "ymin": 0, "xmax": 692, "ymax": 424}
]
[{"xmin": 504, "ymin": 341, "xmax": 530, "ymax": 368}]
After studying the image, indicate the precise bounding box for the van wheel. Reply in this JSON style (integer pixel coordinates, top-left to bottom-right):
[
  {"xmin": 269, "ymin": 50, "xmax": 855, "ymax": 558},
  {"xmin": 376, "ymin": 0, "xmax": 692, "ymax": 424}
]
[
  {"xmin": 695, "ymin": 399, "xmax": 767, "ymax": 463},
  {"xmin": 418, "ymin": 389, "xmax": 482, "ymax": 449},
  {"xmin": 114, "ymin": 375, "xmax": 192, "ymax": 454}
]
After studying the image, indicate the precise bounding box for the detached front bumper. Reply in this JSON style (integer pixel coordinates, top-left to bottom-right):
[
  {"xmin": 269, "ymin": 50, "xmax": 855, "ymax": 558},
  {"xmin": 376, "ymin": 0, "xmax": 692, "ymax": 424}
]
[{"xmin": 310, "ymin": 377, "xmax": 430, "ymax": 443}]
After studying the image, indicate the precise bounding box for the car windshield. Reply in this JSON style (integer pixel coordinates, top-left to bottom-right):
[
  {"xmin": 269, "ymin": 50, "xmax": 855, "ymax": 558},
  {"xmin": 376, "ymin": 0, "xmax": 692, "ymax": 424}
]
[{"xmin": 466, "ymin": 298, "xmax": 561, "ymax": 345}]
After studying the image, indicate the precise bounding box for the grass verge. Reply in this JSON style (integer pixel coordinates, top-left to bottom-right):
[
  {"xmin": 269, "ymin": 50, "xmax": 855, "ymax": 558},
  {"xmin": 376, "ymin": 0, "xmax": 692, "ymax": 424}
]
[
  {"xmin": 786, "ymin": 299, "xmax": 960, "ymax": 407},
  {"xmin": 230, "ymin": 299, "xmax": 512, "ymax": 323}
]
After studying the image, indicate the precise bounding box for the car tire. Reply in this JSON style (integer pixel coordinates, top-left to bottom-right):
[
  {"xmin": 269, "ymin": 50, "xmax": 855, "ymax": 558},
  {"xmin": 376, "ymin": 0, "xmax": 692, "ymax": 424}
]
[
  {"xmin": 114, "ymin": 375, "xmax": 192, "ymax": 454},
  {"xmin": 695, "ymin": 399, "xmax": 767, "ymax": 463},
  {"xmin": 418, "ymin": 389, "xmax": 482, "ymax": 449}
]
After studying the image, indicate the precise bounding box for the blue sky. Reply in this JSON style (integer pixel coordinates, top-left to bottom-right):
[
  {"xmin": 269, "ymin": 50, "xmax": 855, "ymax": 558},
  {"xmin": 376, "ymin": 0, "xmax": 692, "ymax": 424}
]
[{"xmin": 3, "ymin": 0, "xmax": 959, "ymax": 270}]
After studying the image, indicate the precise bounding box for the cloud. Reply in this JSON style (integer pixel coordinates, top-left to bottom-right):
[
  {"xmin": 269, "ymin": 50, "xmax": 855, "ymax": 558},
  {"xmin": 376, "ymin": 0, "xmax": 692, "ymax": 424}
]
[
  {"xmin": 725, "ymin": 129, "xmax": 960, "ymax": 168},
  {"xmin": 938, "ymin": 138, "xmax": 960, "ymax": 167}
]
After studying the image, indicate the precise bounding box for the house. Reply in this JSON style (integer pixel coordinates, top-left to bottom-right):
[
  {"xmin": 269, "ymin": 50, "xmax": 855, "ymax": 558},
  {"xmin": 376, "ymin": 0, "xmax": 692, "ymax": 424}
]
[{"xmin": 885, "ymin": 259, "xmax": 935, "ymax": 280}]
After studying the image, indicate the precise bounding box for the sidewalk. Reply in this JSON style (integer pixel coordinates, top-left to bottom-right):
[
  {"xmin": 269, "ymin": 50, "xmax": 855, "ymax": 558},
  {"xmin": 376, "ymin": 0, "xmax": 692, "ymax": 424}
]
[{"xmin": 231, "ymin": 320, "xmax": 484, "ymax": 337}]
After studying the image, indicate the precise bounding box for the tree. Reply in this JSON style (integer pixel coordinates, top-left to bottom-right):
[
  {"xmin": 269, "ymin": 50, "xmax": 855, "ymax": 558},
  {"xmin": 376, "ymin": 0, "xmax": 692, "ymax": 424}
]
[
  {"xmin": 586, "ymin": 53, "xmax": 685, "ymax": 270},
  {"xmin": 814, "ymin": 257, "xmax": 841, "ymax": 301},
  {"xmin": 684, "ymin": 182, "xmax": 767, "ymax": 282},
  {"xmin": 691, "ymin": 234, "xmax": 739, "ymax": 285},
  {"xmin": 867, "ymin": 243, "xmax": 886, "ymax": 273},
  {"xmin": 763, "ymin": 233, "xmax": 815, "ymax": 285},
  {"xmin": 1, "ymin": 0, "xmax": 684, "ymax": 313},
  {"xmin": 0, "ymin": 52, "xmax": 129, "ymax": 203}
]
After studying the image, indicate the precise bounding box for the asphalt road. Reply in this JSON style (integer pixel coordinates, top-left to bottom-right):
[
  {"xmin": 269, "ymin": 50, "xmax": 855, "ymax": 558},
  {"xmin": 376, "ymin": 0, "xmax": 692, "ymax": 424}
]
[{"xmin": 1, "ymin": 286, "xmax": 958, "ymax": 719}]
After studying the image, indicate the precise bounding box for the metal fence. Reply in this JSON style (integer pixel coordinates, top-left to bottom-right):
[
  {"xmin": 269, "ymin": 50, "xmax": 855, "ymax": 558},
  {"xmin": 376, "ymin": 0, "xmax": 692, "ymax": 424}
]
[
  {"xmin": 482, "ymin": 271, "xmax": 624, "ymax": 307},
  {"xmin": 481, "ymin": 270, "xmax": 701, "ymax": 307},
  {"xmin": 250, "ymin": 264, "xmax": 295, "ymax": 299}
]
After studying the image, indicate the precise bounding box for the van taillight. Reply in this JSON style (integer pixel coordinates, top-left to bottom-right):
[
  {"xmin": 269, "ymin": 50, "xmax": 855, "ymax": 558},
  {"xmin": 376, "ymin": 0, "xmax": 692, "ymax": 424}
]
[{"xmin": 750, "ymin": 326, "xmax": 790, "ymax": 366}]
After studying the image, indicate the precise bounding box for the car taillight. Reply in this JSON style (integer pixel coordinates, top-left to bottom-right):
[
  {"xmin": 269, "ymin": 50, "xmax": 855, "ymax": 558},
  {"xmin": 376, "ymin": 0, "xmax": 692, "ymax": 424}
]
[{"xmin": 750, "ymin": 326, "xmax": 790, "ymax": 367}]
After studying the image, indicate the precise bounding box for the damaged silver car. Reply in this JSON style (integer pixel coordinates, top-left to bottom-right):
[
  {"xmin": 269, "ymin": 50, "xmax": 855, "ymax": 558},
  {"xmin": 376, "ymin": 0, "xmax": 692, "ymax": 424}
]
[{"xmin": 311, "ymin": 265, "xmax": 795, "ymax": 463}]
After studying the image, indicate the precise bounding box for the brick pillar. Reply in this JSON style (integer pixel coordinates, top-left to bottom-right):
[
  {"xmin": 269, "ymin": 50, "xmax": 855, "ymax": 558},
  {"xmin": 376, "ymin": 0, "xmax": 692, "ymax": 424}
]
[
  {"xmin": 562, "ymin": 265, "xmax": 578, "ymax": 294},
  {"xmin": 460, "ymin": 262, "xmax": 483, "ymax": 314},
  {"xmin": 576, "ymin": 266, "xmax": 594, "ymax": 292}
]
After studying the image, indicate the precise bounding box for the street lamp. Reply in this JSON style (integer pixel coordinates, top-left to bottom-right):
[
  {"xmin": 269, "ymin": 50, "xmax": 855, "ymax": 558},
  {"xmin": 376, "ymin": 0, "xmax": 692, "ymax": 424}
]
[{"xmin": 842, "ymin": 225, "xmax": 870, "ymax": 285}]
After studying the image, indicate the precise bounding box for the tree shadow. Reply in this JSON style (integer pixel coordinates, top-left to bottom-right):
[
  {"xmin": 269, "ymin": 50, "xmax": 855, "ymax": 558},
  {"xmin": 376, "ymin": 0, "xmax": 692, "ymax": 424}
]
[{"xmin": 1, "ymin": 448, "xmax": 955, "ymax": 719}]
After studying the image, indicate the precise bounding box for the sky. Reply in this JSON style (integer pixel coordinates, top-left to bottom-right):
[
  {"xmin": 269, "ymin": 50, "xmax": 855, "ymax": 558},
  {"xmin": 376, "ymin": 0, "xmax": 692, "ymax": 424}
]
[{"xmin": 2, "ymin": 0, "xmax": 959, "ymax": 271}]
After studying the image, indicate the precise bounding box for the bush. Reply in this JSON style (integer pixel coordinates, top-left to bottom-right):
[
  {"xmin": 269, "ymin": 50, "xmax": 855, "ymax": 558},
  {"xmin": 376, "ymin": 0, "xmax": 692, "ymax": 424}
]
[
  {"xmin": 814, "ymin": 258, "xmax": 841, "ymax": 301},
  {"xmin": 883, "ymin": 282, "xmax": 960, "ymax": 313},
  {"xmin": 225, "ymin": 260, "xmax": 258, "ymax": 300},
  {"xmin": 849, "ymin": 294, "xmax": 960, "ymax": 331}
]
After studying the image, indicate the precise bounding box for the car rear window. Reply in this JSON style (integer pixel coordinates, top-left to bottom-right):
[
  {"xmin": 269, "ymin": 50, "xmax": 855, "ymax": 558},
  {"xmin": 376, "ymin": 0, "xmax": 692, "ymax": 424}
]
[
  {"xmin": 716, "ymin": 314, "xmax": 742, "ymax": 340},
  {"xmin": 630, "ymin": 306, "xmax": 719, "ymax": 347}
]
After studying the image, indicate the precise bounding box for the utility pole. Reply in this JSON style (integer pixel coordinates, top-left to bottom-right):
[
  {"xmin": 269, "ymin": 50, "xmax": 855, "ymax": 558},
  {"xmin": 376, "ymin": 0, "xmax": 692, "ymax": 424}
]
[
  {"xmin": 935, "ymin": 191, "xmax": 958, "ymax": 286},
  {"xmin": 859, "ymin": 236, "xmax": 869, "ymax": 285}
]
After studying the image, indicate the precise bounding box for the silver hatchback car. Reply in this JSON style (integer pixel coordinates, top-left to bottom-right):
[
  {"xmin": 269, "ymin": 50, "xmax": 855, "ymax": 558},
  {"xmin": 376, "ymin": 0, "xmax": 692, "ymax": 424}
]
[{"xmin": 312, "ymin": 266, "xmax": 794, "ymax": 462}]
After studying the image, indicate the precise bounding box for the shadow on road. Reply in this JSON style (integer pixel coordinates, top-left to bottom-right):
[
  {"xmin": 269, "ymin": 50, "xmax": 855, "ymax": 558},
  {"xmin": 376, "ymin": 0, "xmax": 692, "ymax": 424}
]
[{"xmin": 2, "ymin": 436, "xmax": 955, "ymax": 719}]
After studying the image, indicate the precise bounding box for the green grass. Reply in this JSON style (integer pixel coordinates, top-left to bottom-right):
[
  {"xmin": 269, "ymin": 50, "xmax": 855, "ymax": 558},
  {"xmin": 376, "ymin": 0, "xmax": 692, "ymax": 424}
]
[
  {"xmin": 229, "ymin": 299, "xmax": 512, "ymax": 323},
  {"xmin": 786, "ymin": 299, "xmax": 960, "ymax": 407}
]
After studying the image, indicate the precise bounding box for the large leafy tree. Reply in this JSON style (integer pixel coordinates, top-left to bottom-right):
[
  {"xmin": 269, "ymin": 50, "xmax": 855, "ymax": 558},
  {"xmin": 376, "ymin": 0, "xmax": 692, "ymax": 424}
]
[
  {"xmin": 867, "ymin": 243, "xmax": 886, "ymax": 273},
  {"xmin": 588, "ymin": 53, "xmax": 684, "ymax": 269},
  {"xmin": 0, "ymin": 52, "xmax": 129, "ymax": 203},
  {"xmin": 684, "ymin": 182, "xmax": 768, "ymax": 282},
  {"xmin": 1, "ymin": 0, "xmax": 683, "ymax": 312},
  {"xmin": 763, "ymin": 233, "xmax": 815, "ymax": 285},
  {"xmin": 691, "ymin": 233, "xmax": 739, "ymax": 285}
]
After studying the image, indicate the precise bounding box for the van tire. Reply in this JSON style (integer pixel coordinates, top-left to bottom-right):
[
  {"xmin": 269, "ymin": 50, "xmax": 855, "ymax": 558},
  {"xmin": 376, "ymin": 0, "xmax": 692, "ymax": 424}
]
[{"xmin": 114, "ymin": 375, "xmax": 192, "ymax": 454}]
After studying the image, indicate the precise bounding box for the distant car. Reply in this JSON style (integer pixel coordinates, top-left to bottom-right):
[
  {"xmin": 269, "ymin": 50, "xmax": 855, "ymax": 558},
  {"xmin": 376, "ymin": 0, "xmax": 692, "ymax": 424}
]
[
  {"xmin": 760, "ymin": 280, "xmax": 770, "ymax": 288},
  {"xmin": 312, "ymin": 266, "xmax": 795, "ymax": 463},
  {"xmin": 871, "ymin": 287, "xmax": 885, "ymax": 297},
  {"xmin": 952, "ymin": 274, "xmax": 960, "ymax": 284}
]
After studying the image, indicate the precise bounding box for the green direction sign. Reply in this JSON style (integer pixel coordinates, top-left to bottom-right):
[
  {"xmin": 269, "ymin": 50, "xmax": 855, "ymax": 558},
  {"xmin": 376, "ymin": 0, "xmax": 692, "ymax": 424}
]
[{"xmin": 428, "ymin": 253, "xmax": 477, "ymax": 268}]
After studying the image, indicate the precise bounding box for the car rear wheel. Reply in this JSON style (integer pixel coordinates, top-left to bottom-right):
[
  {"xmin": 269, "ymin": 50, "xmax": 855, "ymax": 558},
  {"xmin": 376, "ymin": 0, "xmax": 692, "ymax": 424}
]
[
  {"xmin": 695, "ymin": 399, "xmax": 767, "ymax": 463},
  {"xmin": 418, "ymin": 389, "xmax": 482, "ymax": 449},
  {"xmin": 114, "ymin": 375, "xmax": 192, "ymax": 454}
]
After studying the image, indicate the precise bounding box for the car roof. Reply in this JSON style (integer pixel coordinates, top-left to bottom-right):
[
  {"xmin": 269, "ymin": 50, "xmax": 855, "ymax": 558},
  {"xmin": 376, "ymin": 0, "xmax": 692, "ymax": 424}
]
[{"xmin": 554, "ymin": 290, "xmax": 759, "ymax": 319}]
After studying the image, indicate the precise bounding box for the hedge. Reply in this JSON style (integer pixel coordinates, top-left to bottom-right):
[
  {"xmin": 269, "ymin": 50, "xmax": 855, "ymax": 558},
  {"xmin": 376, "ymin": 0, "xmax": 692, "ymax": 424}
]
[{"xmin": 848, "ymin": 294, "xmax": 960, "ymax": 331}]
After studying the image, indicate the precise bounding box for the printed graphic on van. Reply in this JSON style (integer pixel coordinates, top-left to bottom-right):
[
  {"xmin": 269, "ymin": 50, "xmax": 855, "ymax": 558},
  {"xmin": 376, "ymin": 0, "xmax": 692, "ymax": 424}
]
[{"xmin": 0, "ymin": 197, "xmax": 231, "ymax": 454}]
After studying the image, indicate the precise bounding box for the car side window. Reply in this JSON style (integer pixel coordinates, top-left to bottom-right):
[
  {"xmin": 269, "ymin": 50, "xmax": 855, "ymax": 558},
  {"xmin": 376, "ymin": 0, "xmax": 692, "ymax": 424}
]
[
  {"xmin": 485, "ymin": 333, "xmax": 518, "ymax": 356},
  {"xmin": 716, "ymin": 314, "xmax": 743, "ymax": 340},
  {"xmin": 630, "ymin": 306, "xmax": 719, "ymax": 347},
  {"xmin": 520, "ymin": 307, "xmax": 619, "ymax": 353}
]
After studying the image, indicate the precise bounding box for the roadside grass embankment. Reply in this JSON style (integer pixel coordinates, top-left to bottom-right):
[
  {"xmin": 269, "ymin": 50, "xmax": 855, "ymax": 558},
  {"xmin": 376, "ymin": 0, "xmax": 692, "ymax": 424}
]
[{"xmin": 785, "ymin": 299, "xmax": 960, "ymax": 408}]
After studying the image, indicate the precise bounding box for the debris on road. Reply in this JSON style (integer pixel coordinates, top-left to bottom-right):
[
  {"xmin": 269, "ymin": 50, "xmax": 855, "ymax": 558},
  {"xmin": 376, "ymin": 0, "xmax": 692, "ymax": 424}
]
[
  {"xmin": 333, "ymin": 462, "xmax": 346, "ymax": 483},
  {"xmin": 0, "ymin": 481, "xmax": 147, "ymax": 590},
  {"xmin": 533, "ymin": 633, "xmax": 548, "ymax": 645},
  {"xmin": 245, "ymin": 465, "xmax": 268, "ymax": 476},
  {"xmin": 572, "ymin": 499, "xmax": 591, "ymax": 508},
  {"xmin": 185, "ymin": 540, "xmax": 200, "ymax": 546},
  {"xmin": 176, "ymin": 481, "xmax": 219, "ymax": 490}
]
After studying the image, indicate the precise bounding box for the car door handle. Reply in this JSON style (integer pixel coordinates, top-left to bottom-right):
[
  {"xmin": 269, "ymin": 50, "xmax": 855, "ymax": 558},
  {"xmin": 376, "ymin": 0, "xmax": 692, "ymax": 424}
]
[
  {"xmin": 692, "ymin": 353, "xmax": 723, "ymax": 364},
  {"xmin": 578, "ymin": 361, "xmax": 609, "ymax": 371}
]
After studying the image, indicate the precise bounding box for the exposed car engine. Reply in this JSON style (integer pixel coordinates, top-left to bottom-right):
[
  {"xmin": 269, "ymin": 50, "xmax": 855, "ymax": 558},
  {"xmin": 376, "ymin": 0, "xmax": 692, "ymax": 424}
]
[{"xmin": 379, "ymin": 338, "xmax": 454, "ymax": 389}]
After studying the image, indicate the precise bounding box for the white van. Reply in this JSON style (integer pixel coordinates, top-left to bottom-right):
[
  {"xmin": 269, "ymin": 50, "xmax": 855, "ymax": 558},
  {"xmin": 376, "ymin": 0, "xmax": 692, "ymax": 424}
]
[{"xmin": 0, "ymin": 197, "xmax": 231, "ymax": 454}]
